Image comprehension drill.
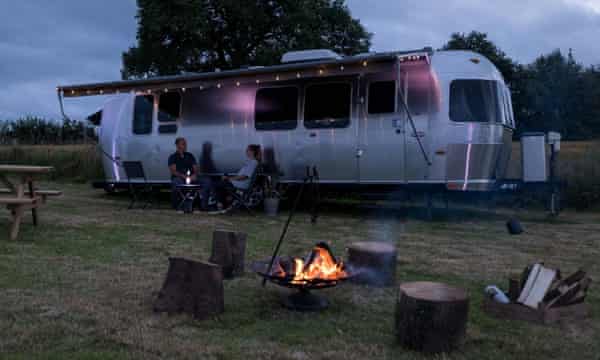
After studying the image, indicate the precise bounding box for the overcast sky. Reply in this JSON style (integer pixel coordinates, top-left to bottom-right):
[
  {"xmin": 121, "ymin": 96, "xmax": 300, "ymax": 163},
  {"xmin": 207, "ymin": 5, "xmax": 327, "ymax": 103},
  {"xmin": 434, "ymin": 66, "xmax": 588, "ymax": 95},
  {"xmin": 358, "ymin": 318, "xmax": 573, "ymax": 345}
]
[{"xmin": 1, "ymin": 0, "xmax": 599, "ymax": 120}]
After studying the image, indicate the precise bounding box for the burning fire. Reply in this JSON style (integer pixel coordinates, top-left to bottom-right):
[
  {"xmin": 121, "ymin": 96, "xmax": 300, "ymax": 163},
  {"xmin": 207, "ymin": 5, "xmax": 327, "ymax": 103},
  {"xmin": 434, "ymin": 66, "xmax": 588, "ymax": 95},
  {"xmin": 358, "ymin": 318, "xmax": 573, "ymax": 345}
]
[{"xmin": 272, "ymin": 243, "xmax": 348, "ymax": 284}]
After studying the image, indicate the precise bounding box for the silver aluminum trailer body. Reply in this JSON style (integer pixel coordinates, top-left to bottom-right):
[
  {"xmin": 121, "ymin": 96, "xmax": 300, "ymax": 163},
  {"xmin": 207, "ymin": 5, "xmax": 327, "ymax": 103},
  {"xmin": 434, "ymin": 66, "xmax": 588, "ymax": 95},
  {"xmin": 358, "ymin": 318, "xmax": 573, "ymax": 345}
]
[{"xmin": 59, "ymin": 49, "xmax": 515, "ymax": 192}]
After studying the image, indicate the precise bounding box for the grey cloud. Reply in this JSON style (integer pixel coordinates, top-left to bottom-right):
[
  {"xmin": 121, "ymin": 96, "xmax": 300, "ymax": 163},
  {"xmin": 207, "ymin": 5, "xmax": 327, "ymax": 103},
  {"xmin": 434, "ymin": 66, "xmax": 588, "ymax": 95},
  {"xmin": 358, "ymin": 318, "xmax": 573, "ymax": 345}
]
[{"xmin": 0, "ymin": 0, "xmax": 599, "ymax": 119}]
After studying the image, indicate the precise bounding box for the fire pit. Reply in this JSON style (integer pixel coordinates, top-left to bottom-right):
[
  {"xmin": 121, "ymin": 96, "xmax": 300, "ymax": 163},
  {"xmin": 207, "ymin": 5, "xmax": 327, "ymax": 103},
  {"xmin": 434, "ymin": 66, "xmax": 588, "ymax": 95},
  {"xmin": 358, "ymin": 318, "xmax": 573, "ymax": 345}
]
[{"xmin": 257, "ymin": 243, "xmax": 351, "ymax": 311}]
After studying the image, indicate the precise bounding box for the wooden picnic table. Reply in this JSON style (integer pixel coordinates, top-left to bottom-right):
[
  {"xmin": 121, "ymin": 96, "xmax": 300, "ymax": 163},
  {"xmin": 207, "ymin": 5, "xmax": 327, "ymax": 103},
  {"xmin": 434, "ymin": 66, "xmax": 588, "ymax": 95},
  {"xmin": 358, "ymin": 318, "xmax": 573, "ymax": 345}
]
[{"xmin": 0, "ymin": 165, "xmax": 57, "ymax": 240}]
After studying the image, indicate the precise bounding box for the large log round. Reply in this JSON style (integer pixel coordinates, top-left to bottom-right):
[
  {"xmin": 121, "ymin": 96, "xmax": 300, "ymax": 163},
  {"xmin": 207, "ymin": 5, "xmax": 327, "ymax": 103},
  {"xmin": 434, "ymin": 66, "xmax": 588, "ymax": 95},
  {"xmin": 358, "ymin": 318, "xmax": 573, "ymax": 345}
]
[
  {"xmin": 209, "ymin": 230, "xmax": 247, "ymax": 279},
  {"xmin": 395, "ymin": 281, "xmax": 469, "ymax": 353},
  {"xmin": 154, "ymin": 258, "xmax": 224, "ymax": 320},
  {"xmin": 347, "ymin": 241, "xmax": 397, "ymax": 286}
]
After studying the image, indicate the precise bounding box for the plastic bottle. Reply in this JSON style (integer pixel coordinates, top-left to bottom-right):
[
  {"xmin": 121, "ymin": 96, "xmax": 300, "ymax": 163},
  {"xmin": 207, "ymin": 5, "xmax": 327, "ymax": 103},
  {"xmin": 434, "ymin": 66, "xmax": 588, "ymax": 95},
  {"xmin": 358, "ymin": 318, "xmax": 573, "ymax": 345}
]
[{"xmin": 485, "ymin": 285, "xmax": 510, "ymax": 304}]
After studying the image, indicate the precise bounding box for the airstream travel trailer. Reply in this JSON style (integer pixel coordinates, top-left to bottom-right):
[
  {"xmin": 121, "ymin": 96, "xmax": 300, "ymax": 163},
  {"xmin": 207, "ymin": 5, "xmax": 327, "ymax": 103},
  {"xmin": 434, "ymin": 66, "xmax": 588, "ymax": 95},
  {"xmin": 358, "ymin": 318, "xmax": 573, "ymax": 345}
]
[{"xmin": 58, "ymin": 48, "xmax": 517, "ymax": 195}]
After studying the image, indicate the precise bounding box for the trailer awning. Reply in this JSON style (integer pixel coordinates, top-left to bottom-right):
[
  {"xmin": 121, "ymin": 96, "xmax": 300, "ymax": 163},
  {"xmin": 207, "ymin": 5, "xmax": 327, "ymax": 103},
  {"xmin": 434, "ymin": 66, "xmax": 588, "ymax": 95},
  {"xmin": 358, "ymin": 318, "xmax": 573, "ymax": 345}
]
[{"xmin": 57, "ymin": 49, "xmax": 431, "ymax": 98}]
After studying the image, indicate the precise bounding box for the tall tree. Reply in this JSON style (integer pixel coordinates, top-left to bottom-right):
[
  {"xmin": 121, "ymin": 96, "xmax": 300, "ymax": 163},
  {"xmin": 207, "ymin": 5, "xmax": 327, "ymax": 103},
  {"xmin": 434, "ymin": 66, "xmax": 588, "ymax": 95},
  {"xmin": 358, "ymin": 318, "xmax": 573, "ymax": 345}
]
[
  {"xmin": 519, "ymin": 50, "xmax": 587, "ymax": 139},
  {"xmin": 122, "ymin": 0, "xmax": 371, "ymax": 79}
]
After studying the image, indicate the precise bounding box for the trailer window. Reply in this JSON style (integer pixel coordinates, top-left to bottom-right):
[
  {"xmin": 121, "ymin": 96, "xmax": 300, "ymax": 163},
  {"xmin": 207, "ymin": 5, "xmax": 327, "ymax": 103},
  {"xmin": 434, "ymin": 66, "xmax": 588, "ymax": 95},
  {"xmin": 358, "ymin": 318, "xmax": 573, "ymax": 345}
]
[
  {"xmin": 368, "ymin": 81, "xmax": 396, "ymax": 114},
  {"xmin": 450, "ymin": 80, "xmax": 502, "ymax": 123},
  {"xmin": 255, "ymin": 87, "xmax": 298, "ymax": 130},
  {"xmin": 158, "ymin": 92, "xmax": 181, "ymax": 122},
  {"xmin": 133, "ymin": 95, "xmax": 153, "ymax": 135},
  {"xmin": 304, "ymin": 83, "xmax": 351, "ymax": 129}
]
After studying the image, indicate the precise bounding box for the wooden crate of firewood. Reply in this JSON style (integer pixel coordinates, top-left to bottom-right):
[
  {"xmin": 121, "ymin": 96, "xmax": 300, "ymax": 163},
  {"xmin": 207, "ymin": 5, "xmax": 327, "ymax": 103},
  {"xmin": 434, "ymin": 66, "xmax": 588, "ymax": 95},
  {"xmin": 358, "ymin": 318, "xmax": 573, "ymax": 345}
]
[{"xmin": 482, "ymin": 264, "xmax": 592, "ymax": 325}]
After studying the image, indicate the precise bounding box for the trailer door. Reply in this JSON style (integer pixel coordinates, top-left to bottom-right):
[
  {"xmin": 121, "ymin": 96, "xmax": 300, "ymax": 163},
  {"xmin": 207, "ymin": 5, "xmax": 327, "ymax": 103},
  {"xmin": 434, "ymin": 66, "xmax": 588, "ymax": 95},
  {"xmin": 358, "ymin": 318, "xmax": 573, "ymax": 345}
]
[
  {"xmin": 401, "ymin": 63, "xmax": 433, "ymax": 183},
  {"xmin": 300, "ymin": 79, "xmax": 358, "ymax": 183},
  {"xmin": 358, "ymin": 73, "xmax": 405, "ymax": 184}
]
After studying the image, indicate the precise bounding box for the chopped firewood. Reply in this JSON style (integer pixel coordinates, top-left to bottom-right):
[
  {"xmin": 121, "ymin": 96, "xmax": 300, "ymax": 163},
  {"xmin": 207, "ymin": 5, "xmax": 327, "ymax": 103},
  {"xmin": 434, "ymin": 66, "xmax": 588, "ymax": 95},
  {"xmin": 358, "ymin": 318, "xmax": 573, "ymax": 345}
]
[
  {"xmin": 545, "ymin": 277, "xmax": 592, "ymax": 308},
  {"xmin": 544, "ymin": 269, "xmax": 586, "ymax": 302},
  {"xmin": 517, "ymin": 264, "xmax": 557, "ymax": 309}
]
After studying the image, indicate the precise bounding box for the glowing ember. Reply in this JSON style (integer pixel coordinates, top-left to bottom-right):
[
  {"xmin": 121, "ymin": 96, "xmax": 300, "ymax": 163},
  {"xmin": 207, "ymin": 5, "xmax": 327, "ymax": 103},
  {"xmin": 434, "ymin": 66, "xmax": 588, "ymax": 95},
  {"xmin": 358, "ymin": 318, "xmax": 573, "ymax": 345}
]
[{"xmin": 272, "ymin": 243, "xmax": 348, "ymax": 284}]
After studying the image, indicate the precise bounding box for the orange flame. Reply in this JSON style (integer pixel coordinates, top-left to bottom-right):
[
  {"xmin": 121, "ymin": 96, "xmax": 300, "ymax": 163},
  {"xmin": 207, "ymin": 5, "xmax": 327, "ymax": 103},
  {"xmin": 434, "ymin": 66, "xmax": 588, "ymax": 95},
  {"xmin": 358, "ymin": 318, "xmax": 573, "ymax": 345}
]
[{"xmin": 274, "ymin": 244, "xmax": 347, "ymax": 284}]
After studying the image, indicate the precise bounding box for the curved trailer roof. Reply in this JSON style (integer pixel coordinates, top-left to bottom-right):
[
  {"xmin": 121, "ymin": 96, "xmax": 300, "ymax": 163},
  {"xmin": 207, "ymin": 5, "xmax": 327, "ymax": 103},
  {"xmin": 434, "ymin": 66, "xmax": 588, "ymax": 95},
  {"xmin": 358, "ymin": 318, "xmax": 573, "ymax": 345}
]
[{"xmin": 57, "ymin": 48, "xmax": 432, "ymax": 98}]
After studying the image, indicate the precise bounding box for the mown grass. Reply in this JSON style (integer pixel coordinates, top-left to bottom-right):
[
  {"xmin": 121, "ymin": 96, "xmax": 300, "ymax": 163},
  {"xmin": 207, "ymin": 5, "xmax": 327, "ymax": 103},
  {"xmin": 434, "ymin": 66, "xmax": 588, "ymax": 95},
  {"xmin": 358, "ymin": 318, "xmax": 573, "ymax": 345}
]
[{"xmin": 0, "ymin": 183, "xmax": 598, "ymax": 359}]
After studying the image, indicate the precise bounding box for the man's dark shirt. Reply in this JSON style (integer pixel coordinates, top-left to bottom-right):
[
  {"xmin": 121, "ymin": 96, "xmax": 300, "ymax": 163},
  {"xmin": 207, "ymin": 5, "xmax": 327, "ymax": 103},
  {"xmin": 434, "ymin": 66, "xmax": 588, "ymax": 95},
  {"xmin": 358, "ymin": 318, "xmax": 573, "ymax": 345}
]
[{"xmin": 168, "ymin": 152, "xmax": 197, "ymax": 179}]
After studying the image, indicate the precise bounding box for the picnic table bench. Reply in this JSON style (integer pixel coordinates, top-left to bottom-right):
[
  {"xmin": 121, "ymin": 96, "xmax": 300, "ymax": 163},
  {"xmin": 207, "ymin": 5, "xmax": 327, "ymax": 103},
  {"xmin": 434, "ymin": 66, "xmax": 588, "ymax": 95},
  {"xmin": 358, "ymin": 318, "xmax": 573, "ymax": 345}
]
[{"xmin": 0, "ymin": 165, "xmax": 61, "ymax": 240}]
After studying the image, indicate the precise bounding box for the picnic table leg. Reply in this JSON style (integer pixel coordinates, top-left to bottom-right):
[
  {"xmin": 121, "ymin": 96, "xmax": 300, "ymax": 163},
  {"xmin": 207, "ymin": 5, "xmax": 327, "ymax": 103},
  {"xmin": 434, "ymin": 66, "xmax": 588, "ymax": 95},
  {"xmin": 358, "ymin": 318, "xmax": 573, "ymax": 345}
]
[
  {"xmin": 9, "ymin": 184, "xmax": 25, "ymax": 240},
  {"xmin": 27, "ymin": 178, "xmax": 37, "ymax": 226},
  {"xmin": 10, "ymin": 206, "xmax": 24, "ymax": 241}
]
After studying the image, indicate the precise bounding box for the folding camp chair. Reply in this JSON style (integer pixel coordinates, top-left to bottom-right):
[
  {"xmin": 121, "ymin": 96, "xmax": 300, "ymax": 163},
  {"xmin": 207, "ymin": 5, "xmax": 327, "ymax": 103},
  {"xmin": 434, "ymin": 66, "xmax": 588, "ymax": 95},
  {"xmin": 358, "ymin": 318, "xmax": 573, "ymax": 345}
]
[
  {"xmin": 226, "ymin": 164, "xmax": 264, "ymax": 214},
  {"xmin": 122, "ymin": 161, "xmax": 154, "ymax": 209}
]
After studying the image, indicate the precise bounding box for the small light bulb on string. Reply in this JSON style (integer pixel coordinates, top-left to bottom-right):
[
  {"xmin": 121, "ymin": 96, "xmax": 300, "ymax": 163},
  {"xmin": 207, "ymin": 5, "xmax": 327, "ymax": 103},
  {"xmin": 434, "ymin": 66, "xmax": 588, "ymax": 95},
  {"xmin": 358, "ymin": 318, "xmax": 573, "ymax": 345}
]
[
  {"xmin": 362, "ymin": 60, "xmax": 368, "ymax": 67},
  {"xmin": 199, "ymin": 85, "xmax": 204, "ymax": 90},
  {"xmin": 296, "ymin": 72, "xmax": 301, "ymax": 78},
  {"xmin": 217, "ymin": 83, "xmax": 222, "ymax": 89},
  {"xmin": 319, "ymin": 69, "xmax": 324, "ymax": 75},
  {"xmin": 275, "ymin": 75, "xmax": 280, "ymax": 81},
  {"xmin": 164, "ymin": 88, "xmax": 168, "ymax": 93},
  {"xmin": 340, "ymin": 65, "xmax": 345, "ymax": 71},
  {"xmin": 181, "ymin": 87, "xmax": 186, "ymax": 92},
  {"xmin": 99, "ymin": 90, "xmax": 104, "ymax": 95},
  {"xmin": 236, "ymin": 81, "xmax": 241, "ymax": 87},
  {"xmin": 256, "ymin": 79, "xmax": 260, "ymax": 84}
]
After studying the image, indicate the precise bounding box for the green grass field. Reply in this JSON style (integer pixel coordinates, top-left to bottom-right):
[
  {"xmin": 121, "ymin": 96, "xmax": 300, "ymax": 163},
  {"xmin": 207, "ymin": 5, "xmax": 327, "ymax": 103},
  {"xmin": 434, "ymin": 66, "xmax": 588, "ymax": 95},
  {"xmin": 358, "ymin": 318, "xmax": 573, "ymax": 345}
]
[{"xmin": 1, "ymin": 183, "xmax": 598, "ymax": 359}]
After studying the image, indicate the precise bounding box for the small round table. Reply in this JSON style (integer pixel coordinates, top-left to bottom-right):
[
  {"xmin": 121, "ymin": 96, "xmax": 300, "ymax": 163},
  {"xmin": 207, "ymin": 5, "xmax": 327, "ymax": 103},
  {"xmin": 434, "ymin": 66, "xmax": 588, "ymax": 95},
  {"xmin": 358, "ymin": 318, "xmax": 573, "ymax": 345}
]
[{"xmin": 175, "ymin": 184, "xmax": 203, "ymax": 213}]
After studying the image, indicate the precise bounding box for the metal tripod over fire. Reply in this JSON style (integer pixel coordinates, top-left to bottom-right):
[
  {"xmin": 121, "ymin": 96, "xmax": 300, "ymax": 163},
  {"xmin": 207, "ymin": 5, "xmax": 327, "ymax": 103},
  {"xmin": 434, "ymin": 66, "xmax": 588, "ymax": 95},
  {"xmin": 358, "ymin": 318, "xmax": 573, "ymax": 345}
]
[{"xmin": 257, "ymin": 166, "xmax": 352, "ymax": 311}]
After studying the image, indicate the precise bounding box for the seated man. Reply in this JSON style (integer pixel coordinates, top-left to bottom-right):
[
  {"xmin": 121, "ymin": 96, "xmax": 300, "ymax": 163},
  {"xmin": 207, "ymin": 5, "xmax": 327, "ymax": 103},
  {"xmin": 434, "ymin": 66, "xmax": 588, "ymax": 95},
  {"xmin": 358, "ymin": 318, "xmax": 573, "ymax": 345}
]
[
  {"xmin": 214, "ymin": 144, "xmax": 261, "ymax": 211},
  {"xmin": 168, "ymin": 137, "xmax": 198, "ymax": 211}
]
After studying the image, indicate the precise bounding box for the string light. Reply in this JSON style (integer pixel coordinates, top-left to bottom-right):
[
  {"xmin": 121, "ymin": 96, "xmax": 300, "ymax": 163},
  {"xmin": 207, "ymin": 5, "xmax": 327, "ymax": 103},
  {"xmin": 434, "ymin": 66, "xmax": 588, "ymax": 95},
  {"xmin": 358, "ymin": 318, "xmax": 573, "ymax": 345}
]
[
  {"xmin": 255, "ymin": 79, "xmax": 260, "ymax": 84},
  {"xmin": 71, "ymin": 90, "xmax": 75, "ymax": 95},
  {"xmin": 147, "ymin": 89, "xmax": 152, "ymax": 94},
  {"xmin": 275, "ymin": 75, "xmax": 280, "ymax": 81},
  {"xmin": 340, "ymin": 65, "xmax": 345, "ymax": 71},
  {"xmin": 99, "ymin": 90, "xmax": 104, "ymax": 95},
  {"xmin": 181, "ymin": 87, "xmax": 186, "ymax": 92},
  {"xmin": 217, "ymin": 83, "xmax": 222, "ymax": 89},
  {"xmin": 318, "ymin": 69, "xmax": 324, "ymax": 75},
  {"xmin": 236, "ymin": 81, "xmax": 241, "ymax": 87},
  {"xmin": 296, "ymin": 72, "xmax": 301, "ymax": 78},
  {"xmin": 362, "ymin": 60, "xmax": 368, "ymax": 67},
  {"xmin": 199, "ymin": 85, "xmax": 204, "ymax": 90},
  {"xmin": 163, "ymin": 88, "xmax": 168, "ymax": 93}
]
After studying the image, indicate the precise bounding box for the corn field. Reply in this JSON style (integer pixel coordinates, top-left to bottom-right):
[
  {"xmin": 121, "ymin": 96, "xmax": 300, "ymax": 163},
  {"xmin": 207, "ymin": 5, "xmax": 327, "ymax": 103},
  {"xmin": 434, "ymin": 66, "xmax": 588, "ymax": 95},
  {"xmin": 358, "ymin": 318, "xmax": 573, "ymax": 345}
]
[{"xmin": 0, "ymin": 116, "xmax": 94, "ymax": 145}]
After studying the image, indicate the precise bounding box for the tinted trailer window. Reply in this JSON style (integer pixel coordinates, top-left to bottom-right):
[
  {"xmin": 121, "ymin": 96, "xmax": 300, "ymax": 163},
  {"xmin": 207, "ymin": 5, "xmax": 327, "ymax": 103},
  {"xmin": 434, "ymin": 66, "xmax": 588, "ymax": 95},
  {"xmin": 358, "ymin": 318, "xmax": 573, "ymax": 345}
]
[
  {"xmin": 304, "ymin": 82, "xmax": 351, "ymax": 129},
  {"xmin": 450, "ymin": 80, "xmax": 503, "ymax": 123},
  {"xmin": 133, "ymin": 95, "xmax": 154, "ymax": 135},
  {"xmin": 158, "ymin": 91, "xmax": 181, "ymax": 134},
  {"xmin": 368, "ymin": 81, "xmax": 396, "ymax": 114},
  {"xmin": 255, "ymin": 86, "xmax": 298, "ymax": 130}
]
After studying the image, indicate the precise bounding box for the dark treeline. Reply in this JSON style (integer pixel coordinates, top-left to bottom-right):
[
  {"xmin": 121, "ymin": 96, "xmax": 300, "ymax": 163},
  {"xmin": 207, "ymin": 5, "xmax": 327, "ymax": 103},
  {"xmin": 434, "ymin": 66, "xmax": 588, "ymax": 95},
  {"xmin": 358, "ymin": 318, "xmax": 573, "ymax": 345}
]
[
  {"xmin": 123, "ymin": 0, "xmax": 600, "ymax": 140},
  {"xmin": 0, "ymin": 116, "xmax": 93, "ymax": 145},
  {"xmin": 443, "ymin": 31, "xmax": 600, "ymax": 140}
]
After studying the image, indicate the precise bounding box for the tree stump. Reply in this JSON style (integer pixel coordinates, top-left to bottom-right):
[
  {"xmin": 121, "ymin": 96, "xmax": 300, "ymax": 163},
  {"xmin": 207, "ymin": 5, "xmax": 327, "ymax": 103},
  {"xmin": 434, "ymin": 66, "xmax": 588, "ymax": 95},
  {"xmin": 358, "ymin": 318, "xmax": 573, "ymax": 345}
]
[
  {"xmin": 347, "ymin": 241, "xmax": 397, "ymax": 286},
  {"xmin": 154, "ymin": 257, "xmax": 224, "ymax": 320},
  {"xmin": 395, "ymin": 281, "xmax": 469, "ymax": 353},
  {"xmin": 209, "ymin": 230, "xmax": 247, "ymax": 279}
]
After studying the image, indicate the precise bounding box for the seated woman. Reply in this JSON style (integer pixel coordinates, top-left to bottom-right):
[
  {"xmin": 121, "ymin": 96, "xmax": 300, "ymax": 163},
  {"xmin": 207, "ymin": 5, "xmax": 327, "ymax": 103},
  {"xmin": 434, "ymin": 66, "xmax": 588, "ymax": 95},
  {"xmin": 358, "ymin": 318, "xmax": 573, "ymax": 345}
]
[{"xmin": 213, "ymin": 144, "xmax": 261, "ymax": 211}]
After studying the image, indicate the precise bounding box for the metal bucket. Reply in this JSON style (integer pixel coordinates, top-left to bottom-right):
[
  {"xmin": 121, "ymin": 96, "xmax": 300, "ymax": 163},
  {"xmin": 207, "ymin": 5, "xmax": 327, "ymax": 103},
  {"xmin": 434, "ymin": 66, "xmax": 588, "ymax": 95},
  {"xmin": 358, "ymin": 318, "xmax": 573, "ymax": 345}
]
[{"xmin": 264, "ymin": 197, "xmax": 279, "ymax": 216}]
